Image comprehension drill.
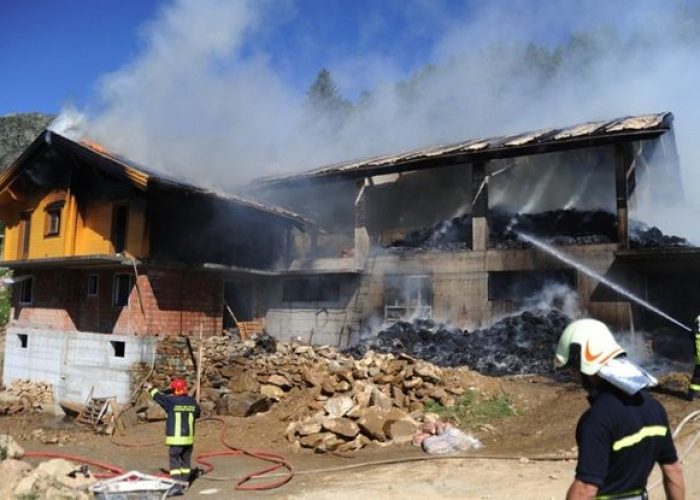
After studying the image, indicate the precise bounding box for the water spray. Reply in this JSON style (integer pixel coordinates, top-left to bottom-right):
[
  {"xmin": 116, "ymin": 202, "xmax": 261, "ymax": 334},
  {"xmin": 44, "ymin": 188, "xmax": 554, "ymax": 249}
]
[{"xmin": 515, "ymin": 231, "xmax": 692, "ymax": 333}]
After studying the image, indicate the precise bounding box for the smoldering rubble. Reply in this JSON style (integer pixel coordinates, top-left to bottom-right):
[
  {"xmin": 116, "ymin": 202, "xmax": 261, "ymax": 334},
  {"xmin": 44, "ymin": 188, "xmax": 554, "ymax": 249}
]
[
  {"xmin": 346, "ymin": 308, "xmax": 571, "ymax": 376},
  {"xmin": 387, "ymin": 209, "xmax": 689, "ymax": 251}
]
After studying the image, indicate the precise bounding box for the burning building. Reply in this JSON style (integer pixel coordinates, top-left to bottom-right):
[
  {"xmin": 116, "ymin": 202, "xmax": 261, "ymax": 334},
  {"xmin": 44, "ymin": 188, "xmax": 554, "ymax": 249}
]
[
  {"xmin": 247, "ymin": 111, "xmax": 699, "ymax": 349},
  {"xmin": 1, "ymin": 111, "xmax": 698, "ymax": 403},
  {"xmin": 0, "ymin": 130, "xmax": 310, "ymax": 403}
]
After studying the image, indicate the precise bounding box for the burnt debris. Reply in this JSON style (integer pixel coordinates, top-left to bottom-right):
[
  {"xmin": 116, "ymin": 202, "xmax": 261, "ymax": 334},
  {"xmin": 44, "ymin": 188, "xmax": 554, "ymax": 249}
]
[
  {"xmin": 346, "ymin": 308, "xmax": 571, "ymax": 376},
  {"xmin": 386, "ymin": 209, "xmax": 689, "ymax": 251}
]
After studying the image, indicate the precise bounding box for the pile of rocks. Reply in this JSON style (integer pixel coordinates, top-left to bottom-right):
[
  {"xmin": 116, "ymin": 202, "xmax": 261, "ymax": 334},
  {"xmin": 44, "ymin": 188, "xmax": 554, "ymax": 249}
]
[
  {"xmin": 347, "ymin": 309, "xmax": 570, "ymax": 375},
  {"xmin": 133, "ymin": 336, "xmax": 470, "ymax": 452},
  {"xmin": 0, "ymin": 379, "xmax": 54, "ymax": 415},
  {"xmin": 0, "ymin": 435, "xmax": 94, "ymax": 499}
]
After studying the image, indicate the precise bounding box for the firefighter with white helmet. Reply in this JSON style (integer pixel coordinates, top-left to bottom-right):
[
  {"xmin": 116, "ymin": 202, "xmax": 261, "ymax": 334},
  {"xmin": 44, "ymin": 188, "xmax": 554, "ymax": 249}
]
[
  {"xmin": 554, "ymin": 318, "xmax": 685, "ymax": 500},
  {"xmin": 686, "ymin": 314, "xmax": 700, "ymax": 400}
]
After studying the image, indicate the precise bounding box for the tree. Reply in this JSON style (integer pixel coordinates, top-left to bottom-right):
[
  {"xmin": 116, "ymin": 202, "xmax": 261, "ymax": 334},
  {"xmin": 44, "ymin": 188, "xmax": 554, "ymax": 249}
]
[{"xmin": 305, "ymin": 69, "xmax": 352, "ymax": 126}]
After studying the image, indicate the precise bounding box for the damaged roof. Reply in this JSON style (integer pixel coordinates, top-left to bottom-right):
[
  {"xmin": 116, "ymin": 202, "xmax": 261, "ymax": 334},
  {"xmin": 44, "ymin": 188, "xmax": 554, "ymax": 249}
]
[
  {"xmin": 0, "ymin": 130, "xmax": 311, "ymax": 226},
  {"xmin": 252, "ymin": 112, "xmax": 674, "ymax": 187}
]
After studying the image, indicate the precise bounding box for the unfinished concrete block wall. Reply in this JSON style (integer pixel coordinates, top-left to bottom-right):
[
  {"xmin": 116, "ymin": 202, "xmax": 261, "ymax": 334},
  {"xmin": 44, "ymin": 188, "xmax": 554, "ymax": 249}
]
[
  {"xmin": 2, "ymin": 327, "xmax": 156, "ymax": 404},
  {"xmin": 264, "ymin": 275, "xmax": 357, "ymax": 346}
]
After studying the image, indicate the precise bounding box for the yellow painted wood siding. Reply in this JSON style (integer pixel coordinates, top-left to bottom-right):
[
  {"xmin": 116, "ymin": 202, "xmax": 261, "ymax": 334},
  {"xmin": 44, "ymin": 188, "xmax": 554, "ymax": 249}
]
[
  {"xmin": 2, "ymin": 190, "xmax": 72, "ymax": 260},
  {"xmin": 2, "ymin": 193, "xmax": 149, "ymax": 260},
  {"xmin": 74, "ymin": 199, "xmax": 148, "ymax": 258}
]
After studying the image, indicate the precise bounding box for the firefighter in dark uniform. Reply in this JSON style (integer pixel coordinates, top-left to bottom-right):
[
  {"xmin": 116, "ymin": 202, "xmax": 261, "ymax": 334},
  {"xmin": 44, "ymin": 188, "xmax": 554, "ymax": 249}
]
[
  {"xmin": 686, "ymin": 315, "xmax": 700, "ymax": 401},
  {"xmin": 144, "ymin": 379, "xmax": 201, "ymax": 493},
  {"xmin": 554, "ymin": 319, "xmax": 685, "ymax": 500}
]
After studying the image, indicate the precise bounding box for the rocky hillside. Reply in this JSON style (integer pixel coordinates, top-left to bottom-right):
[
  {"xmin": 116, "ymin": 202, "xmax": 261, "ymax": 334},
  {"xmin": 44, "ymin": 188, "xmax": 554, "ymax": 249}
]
[{"xmin": 0, "ymin": 113, "xmax": 54, "ymax": 170}]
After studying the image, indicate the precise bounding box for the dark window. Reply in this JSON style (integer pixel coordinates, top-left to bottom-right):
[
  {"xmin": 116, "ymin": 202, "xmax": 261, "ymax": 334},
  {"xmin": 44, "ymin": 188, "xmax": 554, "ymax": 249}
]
[
  {"xmin": 384, "ymin": 275, "xmax": 433, "ymax": 321},
  {"xmin": 111, "ymin": 204, "xmax": 129, "ymax": 253},
  {"xmin": 17, "ymin": 333, "xmax": 28, "ymax": 349},
  {"xmin": 44, "ymin": 201, "xmax": 64, "ymax": 237},
  {"xmin": 282, "ymin": 277, "xmax": 340, "ymax": 302},
  {"xmin": 18, "ymin": 211, "xmax": 32, "ymax": 259},
  {"xmin": 18, "ymin": 277, "xmax": 33, "ymax": 305},
  {"xmin": 87, "ymin": 273, "xmax": 99, "ymax": 297},
  {"xmin": 112, "ymin": 274, "xmax": 132, "ymax": 307},
  {"xmin": 488, "ymin": 270, "xmax": 577, "ymax": 301},
  {"xmin": 110, "ymin": 340, "xmax": 125, "ymax": 358}
]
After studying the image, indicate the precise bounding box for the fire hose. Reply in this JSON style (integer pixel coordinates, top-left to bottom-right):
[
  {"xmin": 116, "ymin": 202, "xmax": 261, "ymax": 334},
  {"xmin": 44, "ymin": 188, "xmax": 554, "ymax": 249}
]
[{"xmin": 24, "ymin": 409, "xmax": 700, "ymax": 492}]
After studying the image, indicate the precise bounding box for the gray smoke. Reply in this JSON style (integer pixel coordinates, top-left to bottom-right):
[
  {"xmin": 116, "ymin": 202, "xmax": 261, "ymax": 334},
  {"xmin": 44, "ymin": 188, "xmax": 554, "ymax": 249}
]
[{"xmin": 50, "ymin": 0, "xmax": 700, "ymax": 241}]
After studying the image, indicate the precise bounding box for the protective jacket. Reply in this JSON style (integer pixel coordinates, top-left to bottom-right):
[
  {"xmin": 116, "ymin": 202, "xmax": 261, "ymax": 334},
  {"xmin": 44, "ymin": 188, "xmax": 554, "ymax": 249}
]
[
  {"xmin": 575, "ymin": 384, "xmax": 677, "ymax": 499},
  {"xmin": 689, "ymin": 322, "xmax": 700, "ymax": 397},
  {"xmin": 149, "ymin": 388, "xmax": 201, "ymax": 446}
]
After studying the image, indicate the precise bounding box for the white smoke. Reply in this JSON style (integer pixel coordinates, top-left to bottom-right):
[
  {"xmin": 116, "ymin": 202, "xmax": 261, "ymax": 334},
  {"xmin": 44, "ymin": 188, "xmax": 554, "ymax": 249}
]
[{"xmin": 56, "ymin": 0, "xmax": 700, "ymax": 240}]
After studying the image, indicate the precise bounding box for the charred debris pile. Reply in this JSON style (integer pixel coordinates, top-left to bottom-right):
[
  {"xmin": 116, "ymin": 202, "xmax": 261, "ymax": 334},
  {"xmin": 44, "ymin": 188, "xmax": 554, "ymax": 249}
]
[
  {"xmin": 346, "ymin": 309, "xmax": 571, "ymax": 376},
  {"xmin": 387, "ymin": 209, "xmax": 689, "ymax": 251}
]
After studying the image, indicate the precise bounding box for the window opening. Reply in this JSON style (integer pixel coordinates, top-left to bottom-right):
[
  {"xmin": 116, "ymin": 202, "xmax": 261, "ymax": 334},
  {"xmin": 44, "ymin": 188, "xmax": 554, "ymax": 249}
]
[
  {"xmin": 44, "ymin": 201, "xmax": 64, "ymax": 237},
  {"xmin": 18, "ymin": 211, "xmax": 32, "ymax": 259},
  {"xmin": 18, "ymin": 276, "xmax": 33, "ymax": 305},
  {"xmin": 87, "ymin": 273, "xmax": 99, "ymax": 297},
  {"xmin": 17, "ymin": 334, "xmax": 28, "ymax": 349},
  {"xmin": 384, "ymin": 275, "xmax": 432, "ymax": 322},
  {"xmin": 282, "ymin": 277, "xmax": 341, "ymax": 302},
  {"xmin": 110, "ymin": 340, "xmax": 126, "ymax": 358},
  {"xmin": 112, "ymin": 274, "xmax": 132, "ymax": 307},
  {"xmin": 111, "ymin": 204, "xmax": 129, "ymax": 253}
]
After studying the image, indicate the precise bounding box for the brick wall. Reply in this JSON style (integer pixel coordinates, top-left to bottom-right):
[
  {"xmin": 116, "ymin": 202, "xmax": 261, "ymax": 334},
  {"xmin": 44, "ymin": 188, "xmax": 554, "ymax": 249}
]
[{"xmin": 11, "ymin": 266, "xmax": 223, "ymax": 336}]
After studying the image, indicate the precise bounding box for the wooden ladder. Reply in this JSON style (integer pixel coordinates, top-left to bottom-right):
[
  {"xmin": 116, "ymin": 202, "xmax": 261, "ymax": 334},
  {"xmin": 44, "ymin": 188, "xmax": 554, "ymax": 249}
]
[{"xmin": 76, "ymin": 397, "xmax": 112, "ymax": 427}]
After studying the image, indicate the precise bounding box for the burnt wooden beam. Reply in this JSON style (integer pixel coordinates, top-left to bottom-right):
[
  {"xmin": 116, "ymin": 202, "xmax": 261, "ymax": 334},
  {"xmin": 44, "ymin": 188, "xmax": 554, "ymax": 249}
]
[
  {"xmin": 615, "ymin": 143, "xmax": 635, "ymax": 249},
  {"xmin": 471, "ymin": 161, "xmax": 489, "ymax": 250}
]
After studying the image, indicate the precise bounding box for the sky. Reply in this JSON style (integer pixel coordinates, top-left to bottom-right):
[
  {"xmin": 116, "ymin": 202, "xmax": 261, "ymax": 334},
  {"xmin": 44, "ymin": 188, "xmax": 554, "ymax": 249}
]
[{"xmin": 2, "ymin": 0, "xmax": 700, "ymax": 245}]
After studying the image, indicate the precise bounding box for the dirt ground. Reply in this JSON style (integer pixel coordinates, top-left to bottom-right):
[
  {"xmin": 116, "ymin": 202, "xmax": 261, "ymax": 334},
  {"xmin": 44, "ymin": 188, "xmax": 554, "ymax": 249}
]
[{"xmin": 11, "ymin": 371, "xmax": 700, "ymax": 499}]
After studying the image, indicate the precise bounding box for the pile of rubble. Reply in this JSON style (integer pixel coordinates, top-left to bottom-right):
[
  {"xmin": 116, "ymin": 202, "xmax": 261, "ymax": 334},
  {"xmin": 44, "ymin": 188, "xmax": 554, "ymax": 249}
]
[
  {"xmin": 133, "ymin": 336, "xmax": 475, "ymax": 452},
  {"xmin": 386, "ymin": 209, "xmax": 689, "ymax": 251},
  {"xmin": 0, "ymin": 379, "xmax": 54, "ymax": 415},
  {"xmin": 0, "ymin": 435, "xmax": 94, "ymax": 499},
  {"xmin": 347, "ymin": 309, "xmax": 570, "ymax": 376}
]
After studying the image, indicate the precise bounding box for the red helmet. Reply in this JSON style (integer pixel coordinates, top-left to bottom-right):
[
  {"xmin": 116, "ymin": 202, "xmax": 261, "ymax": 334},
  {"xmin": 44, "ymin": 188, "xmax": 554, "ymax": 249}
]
[{"xmin": 170, "ymin": 378, "xmax": 187, "ymax": 395}]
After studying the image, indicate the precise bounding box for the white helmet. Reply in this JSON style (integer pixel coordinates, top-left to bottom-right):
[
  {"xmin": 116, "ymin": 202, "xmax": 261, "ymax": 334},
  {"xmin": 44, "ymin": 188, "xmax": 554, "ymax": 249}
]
[{"xmin": 554, "ymin": 318, "xmax": 625, "ymax": 376}]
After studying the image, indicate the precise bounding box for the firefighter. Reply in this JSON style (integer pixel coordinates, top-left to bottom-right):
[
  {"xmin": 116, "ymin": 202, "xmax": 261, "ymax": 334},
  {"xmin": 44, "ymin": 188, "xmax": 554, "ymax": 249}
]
[
  {"xmin": 686, "ymin": 314, "xmax": 700, "ymax": 401},
  {"xmin": 143, "ymin": 379, "xmax": 201, "ymax": 494},
  {"xmin": 554, "ymin": 319, "xmax": 685, "ymax": 500}
]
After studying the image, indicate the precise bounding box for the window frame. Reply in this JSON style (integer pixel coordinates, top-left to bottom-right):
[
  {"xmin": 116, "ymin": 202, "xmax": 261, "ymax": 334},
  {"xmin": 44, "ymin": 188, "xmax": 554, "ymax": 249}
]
[
  {"xmin": 43, "ymin": 201, "xmax": 64, "ymax": 238},
  {"xmin": 18, "ymin": 211, "xmax": 32, "ymax": 259}
]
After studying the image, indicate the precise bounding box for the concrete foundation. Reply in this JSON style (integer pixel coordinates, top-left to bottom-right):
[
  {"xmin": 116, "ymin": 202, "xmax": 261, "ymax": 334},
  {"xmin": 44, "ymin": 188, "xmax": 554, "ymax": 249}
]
[{"xmin": 2, "ymin": 327, "xmax": 156, "ymax": 405}]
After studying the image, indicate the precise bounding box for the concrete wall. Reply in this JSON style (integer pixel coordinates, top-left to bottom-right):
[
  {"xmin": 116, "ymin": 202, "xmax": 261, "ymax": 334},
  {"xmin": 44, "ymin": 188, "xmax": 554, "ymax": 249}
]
[
  {"xmin": 264, "ymin": 275, "xmax": 358, "ymax": 347},
  {"xmin": 2, "ymin": 327, "xmax": 156, "ymax": 404},
  {"xmin": 265, "ymin": 243, "xmax": 631, "ymax": 346}
]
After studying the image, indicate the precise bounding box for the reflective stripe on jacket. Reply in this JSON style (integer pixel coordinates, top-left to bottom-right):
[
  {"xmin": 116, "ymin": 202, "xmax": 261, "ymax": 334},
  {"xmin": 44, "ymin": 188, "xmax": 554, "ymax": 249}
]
[{"xmin": 149, "ymin": 388, "xmax": 201, "ymax": 446}]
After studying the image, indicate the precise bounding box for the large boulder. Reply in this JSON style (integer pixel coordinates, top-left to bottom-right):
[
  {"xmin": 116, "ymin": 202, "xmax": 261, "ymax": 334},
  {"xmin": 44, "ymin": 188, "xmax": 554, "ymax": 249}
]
[
  {"xmin": 227, "ymin": 392, "xmax": 272, "ymax": 417},
  {"xmin": 322, "ymin": 418, "xmax": 360, "ymax": 439},
  {"xmin": 13, "ymin": 459, "xmax": 95, "ymax": 499},
  {"xmin": 324, "ymin": 396, "xmax": 353, "ymax": 418}
]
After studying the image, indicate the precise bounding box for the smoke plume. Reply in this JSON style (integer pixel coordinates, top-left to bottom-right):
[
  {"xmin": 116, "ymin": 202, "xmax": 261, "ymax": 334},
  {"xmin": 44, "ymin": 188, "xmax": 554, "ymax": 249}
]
[{"xmin": 51, "ymin": 0, "xmax": 700, "ymax": 240}]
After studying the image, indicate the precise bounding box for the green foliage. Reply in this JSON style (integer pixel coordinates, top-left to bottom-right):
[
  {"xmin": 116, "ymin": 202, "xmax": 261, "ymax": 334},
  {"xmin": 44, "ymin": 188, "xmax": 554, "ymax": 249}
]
[
  {"xmin": 305, "ymin": 68, "xmax": 352, "ymax": 128},
  {"xmin": 424, "ymin": 388, "xmax": 519, "ymax": 430},
  {"xmin": 0, "ymin": 112, "xmax": 54, "ymax": 171}
]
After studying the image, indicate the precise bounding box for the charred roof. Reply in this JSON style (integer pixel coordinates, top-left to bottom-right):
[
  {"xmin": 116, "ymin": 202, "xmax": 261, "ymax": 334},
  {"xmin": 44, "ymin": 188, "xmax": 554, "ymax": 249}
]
[
  {"xmin": 252, "ymin": 112, "xmax": 674, "ymax": 188},
  {"xmin": 0, "ymin": 130, "xmax": 312, "ymax": 226}
]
